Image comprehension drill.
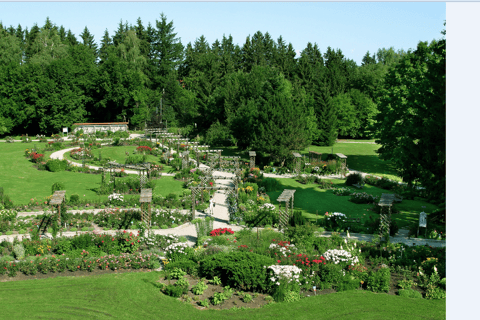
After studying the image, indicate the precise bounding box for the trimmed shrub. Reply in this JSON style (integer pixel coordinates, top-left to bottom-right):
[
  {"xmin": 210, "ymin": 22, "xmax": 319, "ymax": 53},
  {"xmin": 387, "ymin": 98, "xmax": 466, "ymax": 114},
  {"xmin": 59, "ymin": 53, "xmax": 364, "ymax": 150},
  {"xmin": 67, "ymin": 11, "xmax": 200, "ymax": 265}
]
[
  {"xmin": 46, "ymin": 159, "xmax": 68, "ymax": 172},
  {"xmin": 69, "ymin": 194, "xmax": 80, "ymax": 204},
  {"xmin": 345, "ymin": 173, "xmax": 363, "ymax": 186},
  {"xmin": 199, "ymin": 251, "xmax": 275, "ymax": 292}
]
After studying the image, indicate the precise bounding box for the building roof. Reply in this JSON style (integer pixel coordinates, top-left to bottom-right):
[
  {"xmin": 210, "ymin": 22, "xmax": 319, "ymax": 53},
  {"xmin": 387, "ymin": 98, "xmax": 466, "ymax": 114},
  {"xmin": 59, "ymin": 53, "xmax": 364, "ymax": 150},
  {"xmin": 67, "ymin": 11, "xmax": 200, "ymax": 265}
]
[{"xmin": 73, "ymin": 122, "xmax": 129, "ymax": 126}]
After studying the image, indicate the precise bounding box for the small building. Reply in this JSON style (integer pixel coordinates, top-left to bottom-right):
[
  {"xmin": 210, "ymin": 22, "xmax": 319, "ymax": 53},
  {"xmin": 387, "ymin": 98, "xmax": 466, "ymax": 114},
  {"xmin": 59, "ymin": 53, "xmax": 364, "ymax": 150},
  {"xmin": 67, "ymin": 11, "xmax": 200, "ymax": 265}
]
[{"xmin": 72, "ymin": 122, "xmax": 129, "ymax": 134}]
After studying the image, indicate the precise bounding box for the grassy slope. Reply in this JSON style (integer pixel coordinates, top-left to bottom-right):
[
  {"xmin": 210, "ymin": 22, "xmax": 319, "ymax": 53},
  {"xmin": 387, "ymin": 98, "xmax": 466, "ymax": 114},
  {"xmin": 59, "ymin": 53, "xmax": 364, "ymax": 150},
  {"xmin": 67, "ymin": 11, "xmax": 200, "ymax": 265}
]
[
  {"xmin": 266, "ymin": 179, "xmax": 438, "ymax": 228},
  {"xmin": 0, "ymin": 272, "xmax": 445, "ymax": 320},
  {"xmin": 0, "ymin": 142, "xmax": 184, "ymax": 205}
]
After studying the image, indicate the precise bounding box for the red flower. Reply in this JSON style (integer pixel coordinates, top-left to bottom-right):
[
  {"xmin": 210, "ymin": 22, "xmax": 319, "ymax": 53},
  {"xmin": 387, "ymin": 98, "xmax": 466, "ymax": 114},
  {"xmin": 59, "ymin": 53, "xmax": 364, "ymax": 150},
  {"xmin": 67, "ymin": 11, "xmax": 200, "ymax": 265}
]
[{"xmin": 277, "ymin": 260, "xmax": 281, "ymax": 263}]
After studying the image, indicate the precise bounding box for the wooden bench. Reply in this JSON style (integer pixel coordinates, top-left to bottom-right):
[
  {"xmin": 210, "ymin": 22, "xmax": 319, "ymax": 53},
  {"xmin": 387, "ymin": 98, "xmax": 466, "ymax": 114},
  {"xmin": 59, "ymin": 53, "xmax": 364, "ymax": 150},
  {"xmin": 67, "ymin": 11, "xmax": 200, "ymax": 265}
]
[{"xmin": 352, "ymin": 182, "xmax": 365, "ymax": 189}]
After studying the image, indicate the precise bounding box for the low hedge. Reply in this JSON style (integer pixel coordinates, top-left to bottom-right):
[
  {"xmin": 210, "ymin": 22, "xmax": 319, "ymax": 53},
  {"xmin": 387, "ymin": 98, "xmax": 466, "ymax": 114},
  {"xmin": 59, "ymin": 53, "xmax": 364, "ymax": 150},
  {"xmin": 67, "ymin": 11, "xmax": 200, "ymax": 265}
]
[{"xmin": 199, "ymin": 251, "xmax": 275, "ymax": 292}]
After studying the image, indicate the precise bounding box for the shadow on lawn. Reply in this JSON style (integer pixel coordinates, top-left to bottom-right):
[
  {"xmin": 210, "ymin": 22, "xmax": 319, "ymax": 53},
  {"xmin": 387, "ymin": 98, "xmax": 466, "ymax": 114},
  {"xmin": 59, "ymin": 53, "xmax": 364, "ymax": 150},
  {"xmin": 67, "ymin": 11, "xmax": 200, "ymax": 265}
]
[
  {"xmin": 344, "ymin": 154, "xmax": 398, "ymax": 177},
  {"xmin": 266, "ymin": 177, "xmax": 438, "ymax": 230}
]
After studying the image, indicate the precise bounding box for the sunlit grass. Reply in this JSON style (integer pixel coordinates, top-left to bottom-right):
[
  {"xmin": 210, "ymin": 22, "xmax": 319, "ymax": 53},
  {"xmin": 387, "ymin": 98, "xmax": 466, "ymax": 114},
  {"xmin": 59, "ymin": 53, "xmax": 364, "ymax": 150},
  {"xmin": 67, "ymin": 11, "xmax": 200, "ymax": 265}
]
[{"xmin": 0, "ymin": 271, "xmax": 445, "ymax": 320}]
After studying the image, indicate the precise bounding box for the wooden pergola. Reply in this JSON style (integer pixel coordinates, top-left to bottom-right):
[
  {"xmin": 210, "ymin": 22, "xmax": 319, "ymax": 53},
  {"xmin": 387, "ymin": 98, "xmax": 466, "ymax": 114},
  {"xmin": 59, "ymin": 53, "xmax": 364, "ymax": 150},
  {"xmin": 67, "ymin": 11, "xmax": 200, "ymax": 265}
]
[
  {"xmin": 106, "ymin": 161, "xmax": 151, "ymax": 188},
  {"xmin": 277, "ymin": 189, "xmax": 296, "ymax": 229},
  {"xmin": 335, "ymin": 153, "xmax": 348, "ymax": 177},
  {"xmin": 292, "ymin": 152, "xmax": 302, "ymax": 175},
  {"xmin": 181, "ymin": 151, "xmax": 191, "ymax": 169},
  {"xmin": 49, "ymin": 190, "xmax": 66, "ymax": 225},
  {"xmin": 140, "ymin": 188, "xmax": 153, "ymax": 227},
  {"xmin": 378, "ymin": 193, "xmax": 395, "ymax": 238},
  {"xmin": 249, "ymin": 151, "xmax": 256, "ymax": 170}
]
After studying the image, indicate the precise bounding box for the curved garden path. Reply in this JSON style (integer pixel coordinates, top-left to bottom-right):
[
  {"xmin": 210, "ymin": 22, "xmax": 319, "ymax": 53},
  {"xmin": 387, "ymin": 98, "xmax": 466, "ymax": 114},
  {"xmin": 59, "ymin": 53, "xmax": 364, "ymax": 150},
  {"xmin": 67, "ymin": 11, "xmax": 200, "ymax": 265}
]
[{"xmin": 0, "ymin": 134, "xmax": 443, "ymax": 247}]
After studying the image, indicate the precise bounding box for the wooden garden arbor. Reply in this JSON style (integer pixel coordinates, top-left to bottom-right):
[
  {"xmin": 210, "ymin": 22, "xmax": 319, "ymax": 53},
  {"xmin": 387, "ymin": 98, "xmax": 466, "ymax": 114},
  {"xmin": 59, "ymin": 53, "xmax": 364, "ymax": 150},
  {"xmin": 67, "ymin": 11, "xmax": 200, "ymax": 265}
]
[
  {"xmin": 140, "ymin": 188, "xmax": 153, "ymax": 228},
  {"xmin": 249, "ymin": 151, "xmax": 256, "ymax": 169},
  {"xmin": 277, "ymin": 189, "xmax": 296, "ymax": 229},
  {"xmin": 378, "ymin": 193, "xmax": 395, "ymax": 238},
  {"xmin": 105, "ymin": 161, "xmax": 151, "ymax": 188},
  {"xmin": 335, "ymin": 153, "xmax": 348, "ymax": 177},
  {"xmin": 49, "ymin": 190, "xmax": 66, "ymax": 225},
  {"xmin": 292, "ymin": 152, "xmax": 302, "ymax": 175}
]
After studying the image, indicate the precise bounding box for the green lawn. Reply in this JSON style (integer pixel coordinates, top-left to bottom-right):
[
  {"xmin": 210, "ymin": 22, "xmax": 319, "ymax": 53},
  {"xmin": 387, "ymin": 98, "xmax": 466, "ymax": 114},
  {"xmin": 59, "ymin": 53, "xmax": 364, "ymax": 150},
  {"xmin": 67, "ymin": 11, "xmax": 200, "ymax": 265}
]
[
  {"xmin": 0, "ymin": 142, "xmax": 184, "ymax": 205},
  {"xmin": 63, "ymin": 145, "xmax": 174, "ymax": 172},
  {"xmin": 211, "ymin": 142, "xmax": 400, "ymax": 181},
  {"xmin": 266, "ymin": 178, "xmax": 438, "ymax": 229},
  {"xmin": 0, "ymin": 271, "xmax": 445, "ymax": 320},
  {"xmin": 303, "ymin": 143, "xmax": 400, "ymax": 181}
]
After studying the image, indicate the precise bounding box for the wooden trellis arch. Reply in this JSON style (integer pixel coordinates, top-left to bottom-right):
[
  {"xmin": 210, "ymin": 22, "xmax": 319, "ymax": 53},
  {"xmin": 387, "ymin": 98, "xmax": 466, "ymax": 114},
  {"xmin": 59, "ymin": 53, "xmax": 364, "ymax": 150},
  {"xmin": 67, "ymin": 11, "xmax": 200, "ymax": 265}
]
[
  {"xmin": 335, "ymin": 153, "xmax": 348, "ymax": 177},
  {"xmin": 277, "ymin": 189, "xmax": 296, "ymax": 230},
  {"xmin": 249, "ymin": 151, "xmax": 256, "ymax": 169},
  {"xmin": 378, "ymin": 193, "xmax": 394, "ymax": 238},
  {"xmin": 140, "ymin": 188, "xmax": 152, "ymax": 228},
  {"xmin": 50, "ymin": 190, "xmax": 66, "ymax": 225},
  {"xmin": 292, "ymin": 152, "xmax": 302, "ymax": 175}
]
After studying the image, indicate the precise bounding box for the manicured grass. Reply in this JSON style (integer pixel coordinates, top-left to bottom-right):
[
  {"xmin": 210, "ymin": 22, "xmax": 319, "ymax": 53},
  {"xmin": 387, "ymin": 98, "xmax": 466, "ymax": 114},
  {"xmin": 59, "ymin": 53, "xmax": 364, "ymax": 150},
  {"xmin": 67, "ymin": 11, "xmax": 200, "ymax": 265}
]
[
  {"xmin": 303, "ymin": 143, "xmax": 400, "ymax": 181},
  {"xmin": 63, "ymin": 145, "xmax": 174, "ymax": 172},
  {"xmin": 266, "ymin": 178, "xmax": 438, "ymax": 229},
  {"xmin": 0, "ymin": 142, "xmax": 185, "ymax": 205},
  {"xmin": 213, "ymin": 142, "xmax": 400, "ymax": 181},
  {"xmin": 0, "ymin": 271, "xmax": 445, "ymax": 319}
]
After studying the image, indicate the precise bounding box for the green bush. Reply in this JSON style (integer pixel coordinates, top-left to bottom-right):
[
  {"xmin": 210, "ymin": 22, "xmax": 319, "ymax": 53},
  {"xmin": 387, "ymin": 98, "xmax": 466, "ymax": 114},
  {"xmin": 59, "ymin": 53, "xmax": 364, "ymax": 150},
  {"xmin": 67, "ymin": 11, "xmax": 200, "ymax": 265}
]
[
  {"xmin": 317, "ymin": 263, "xmax": 344, "ymax": 285},
  {"xmin": 191, "ymin": 280, "xmax": 208, "ymax": 295},
  {"xmin": 164, "ymin": 284, "xmax": 186, "ymax": 298},
  {"xmin": 398, "ymin": 289, "xmax": 423, "ymax": 299},
  {"xmin": 165, "ymin": 262, "xmax": 187, "ymax": 279},
  {"xmin": 51, "ymin": 182, "xmax": 66, "ymax": 194},
  {"xmin": 199, "ymin": 251, "xmax": 275, "ymax": 292},
  {"xmin": 367, "ymin": 267, "xmax": 391, "ymax": 293},
  {"xmin": 69, "ymin": 194, "xmax": 80, "ymax": 204},
  {"xmin": 345, "ymin": 173, "xmax": 363, "ymax": 186},
  {"xmin": 46, "ymin": 159, "xmax": 68, "ymax": 172},
  {"xmin": 13, "ymin": 244, "xmax": 25, "ymax": 260}
]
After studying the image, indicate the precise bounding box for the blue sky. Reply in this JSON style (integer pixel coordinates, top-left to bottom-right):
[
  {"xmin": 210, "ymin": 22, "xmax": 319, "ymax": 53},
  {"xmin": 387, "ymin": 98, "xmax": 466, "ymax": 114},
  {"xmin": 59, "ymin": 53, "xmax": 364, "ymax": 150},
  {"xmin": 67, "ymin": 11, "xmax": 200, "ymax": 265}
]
[{"xmin": 0, "ymin": 2, "xmax": 445, "ymax": 65}]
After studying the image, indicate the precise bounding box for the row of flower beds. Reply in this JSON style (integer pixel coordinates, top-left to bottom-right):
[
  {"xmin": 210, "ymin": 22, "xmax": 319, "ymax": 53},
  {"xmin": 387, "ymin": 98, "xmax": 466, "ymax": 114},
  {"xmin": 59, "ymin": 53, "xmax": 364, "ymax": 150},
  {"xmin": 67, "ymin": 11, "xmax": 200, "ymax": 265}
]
[{"xmin": 158, "ymin": 225, "xmax": 446, "ymax": 304}]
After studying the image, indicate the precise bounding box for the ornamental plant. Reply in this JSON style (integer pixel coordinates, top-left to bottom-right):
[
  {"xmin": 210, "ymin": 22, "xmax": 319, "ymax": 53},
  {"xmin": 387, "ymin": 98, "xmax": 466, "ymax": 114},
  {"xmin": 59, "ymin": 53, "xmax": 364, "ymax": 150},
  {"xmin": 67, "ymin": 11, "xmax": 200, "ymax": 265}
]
[
  {"xmin": 191, "ymin": 280, "xmax": 208, "ymax": 295},
  {"xmin": 136, "ymin": 145, "xmax": 152, "ymax": 154},
  {"xmin": 116, "ymin": 230, "xmax": 141, "ymax": 254},
  {"xmin": 209, "ymin": 228, "xmax": 234, "ymax": 237},
  {"xmin": 350, "ymin": 192, "xmax": 377, "ymax": 204},
  {"xmin": 323, "ymin": 249, "xmax": 359, "ymax": 267},
  {"xmin": 324, "ymin": 212, "xmax": 347, "ymax": 231},
  {"xmin": 267, "ymin": 264, "xmax": 302, "ymax": 302}
]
